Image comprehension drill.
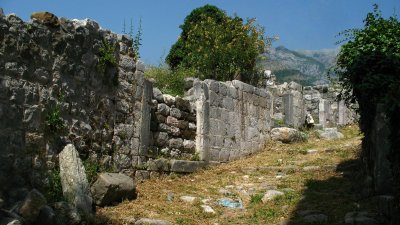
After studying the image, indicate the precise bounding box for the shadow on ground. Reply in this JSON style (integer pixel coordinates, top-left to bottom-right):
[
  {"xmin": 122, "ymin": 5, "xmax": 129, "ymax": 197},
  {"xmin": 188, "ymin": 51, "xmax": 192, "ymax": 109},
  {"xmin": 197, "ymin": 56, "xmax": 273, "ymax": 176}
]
[{"xmin": 287, "ymin": 158, "xmax": 384, "ymax": 225}]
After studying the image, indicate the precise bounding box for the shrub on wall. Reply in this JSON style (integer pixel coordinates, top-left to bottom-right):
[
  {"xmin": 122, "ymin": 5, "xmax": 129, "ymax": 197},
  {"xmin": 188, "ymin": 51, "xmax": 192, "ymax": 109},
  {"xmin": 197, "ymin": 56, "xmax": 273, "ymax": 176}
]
[
  {"xmin": 335, "ymin": 5, "xmax": 400, "ymax": 193},
  {"xmin": 145, "ymin": 65, "xmax": 197, "ymax": 96}
]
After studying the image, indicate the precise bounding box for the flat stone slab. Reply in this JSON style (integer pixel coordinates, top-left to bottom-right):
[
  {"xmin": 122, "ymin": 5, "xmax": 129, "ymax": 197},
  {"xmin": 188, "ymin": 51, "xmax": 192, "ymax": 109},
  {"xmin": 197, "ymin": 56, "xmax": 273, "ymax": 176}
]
[
  {"xmin": 262, "ymin": 190, "xmax": 284, "ymax": 203},
  {"xmin": 91, "ymin": 173, "xmax": 136, "ymax": 206},
  {"xmin": 170, "ymin": 160, "xmax": 208, "ymax": 173},
  {"xmin": 135, "ymin": 218, "xmax": 171, "ymax": 225}
]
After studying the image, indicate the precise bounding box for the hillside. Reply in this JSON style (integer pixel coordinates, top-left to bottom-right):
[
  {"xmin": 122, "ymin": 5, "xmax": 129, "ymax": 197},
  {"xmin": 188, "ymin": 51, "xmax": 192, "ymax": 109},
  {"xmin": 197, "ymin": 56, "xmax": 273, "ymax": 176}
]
[{"xmin": 261, "ymin": 46, "xmax": 339, "ymax": 86}]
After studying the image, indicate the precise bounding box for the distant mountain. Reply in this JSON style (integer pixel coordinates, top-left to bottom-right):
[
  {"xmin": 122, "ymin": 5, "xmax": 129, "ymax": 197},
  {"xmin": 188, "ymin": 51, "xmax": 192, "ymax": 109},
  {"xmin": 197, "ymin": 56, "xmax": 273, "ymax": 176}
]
[{"xmin": 261, "ymin": 46, "xmax": 339, "ymax": 86}]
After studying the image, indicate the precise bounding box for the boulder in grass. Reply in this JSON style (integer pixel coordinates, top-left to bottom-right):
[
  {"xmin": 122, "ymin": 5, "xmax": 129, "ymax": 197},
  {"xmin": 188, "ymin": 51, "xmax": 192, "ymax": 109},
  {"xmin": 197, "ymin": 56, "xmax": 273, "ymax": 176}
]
[
  {"xmin": 91, "ymin": 173, "xmax": 136, "ymax": 206},
  {"xmin": 270, "ymin": 127, "xmax": 307, "ymax": 143},
  {"xmin": 317, "ymin": 127, "xmax": 344, "ymax": 140}
]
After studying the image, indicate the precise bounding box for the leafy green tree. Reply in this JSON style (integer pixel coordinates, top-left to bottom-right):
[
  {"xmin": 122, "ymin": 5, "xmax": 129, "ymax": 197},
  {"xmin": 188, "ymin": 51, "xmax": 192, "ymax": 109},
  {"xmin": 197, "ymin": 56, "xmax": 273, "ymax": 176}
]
[
  {"xmin": 335, "ymin": 5, "xmax": 400, "ymax": 192},
  {"xmin": 166, "ymin": 4, "xmax": 272, "ymax": 83}
]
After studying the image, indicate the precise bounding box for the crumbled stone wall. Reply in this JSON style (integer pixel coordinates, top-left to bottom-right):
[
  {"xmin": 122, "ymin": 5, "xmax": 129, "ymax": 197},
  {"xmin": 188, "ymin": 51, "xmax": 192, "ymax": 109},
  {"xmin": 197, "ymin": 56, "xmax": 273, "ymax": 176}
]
[
  {"xmin": 271, "ymin": 82, "xmax": 356, "ymax": 128},
  {"xmin": 303, "ymin": 85, "xmax": 355, "ymax": 126},
  {"xmin": 270, "ymin": 81, "xmax": 305, "ymax": 128},
  {"xmin": 0, "ymin": 13, "xmax": 149, "ymax": 197},
  {"xmin": 194, "ymin": 79, "xmax": 273, "ymax": 162},
  {"xmin": 149, "ymin": 88, "xmax": 197, "ymax": 160}
]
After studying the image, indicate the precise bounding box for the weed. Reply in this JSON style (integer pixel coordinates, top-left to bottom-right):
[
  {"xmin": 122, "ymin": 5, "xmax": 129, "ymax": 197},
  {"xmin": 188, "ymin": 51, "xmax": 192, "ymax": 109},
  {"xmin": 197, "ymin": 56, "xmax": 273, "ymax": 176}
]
[
  {"xmin": 46, "ymin": 167, "xmax": 65, "ymax": 203},
  {"xmin": 252, "ymin": 207, "xmax": 278, "ymax": 221},
  {"xmin": 175, "ymin": 218, "xmax": 192, "ymax": 224},
  {"xmin": 273, "ymin": 118, "xmax": 285, "ymax": 127},
  {"xmin": 45, "ymin": 106, "xmax": 64, "ymax": 133},
  {"xmin": 191, "ymin": 152, "xmax": 200, "ymax": 161},
  {"xmin": 97, "ymin": 40, "xmax": 118, "ymax": 86},
  {"xmin": 250, "ymin": 193, "xmax": 264, "ymax": 204},
  {"xmin": 145, "ymin": 66, "xmax": 197, "ymax": 96},
  {"xmin": 84, "ymin": 160, "xmax": 99, "ymax": 184}
]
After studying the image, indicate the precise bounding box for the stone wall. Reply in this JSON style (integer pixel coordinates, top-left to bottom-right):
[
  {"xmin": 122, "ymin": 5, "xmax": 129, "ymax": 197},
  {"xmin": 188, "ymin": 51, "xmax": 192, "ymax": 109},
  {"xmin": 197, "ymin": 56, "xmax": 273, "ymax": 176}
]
[
  {"xmin": 303, "ymin": 85, "xmax": 355, "ymax": 127},
  {"xmin": 150, "ymin": 89, "xmax": 197, "ymax": 160},
  {"xmin": 271, "ymin": 82, "xmax": 356, "ymax": 128},
  {"xmin": 193, "ymin": 79, "xmax": 273, "ymax": 162},
  {"xmin": 0, "ymin": 13, "xmax": 150, "ymax": 198}
]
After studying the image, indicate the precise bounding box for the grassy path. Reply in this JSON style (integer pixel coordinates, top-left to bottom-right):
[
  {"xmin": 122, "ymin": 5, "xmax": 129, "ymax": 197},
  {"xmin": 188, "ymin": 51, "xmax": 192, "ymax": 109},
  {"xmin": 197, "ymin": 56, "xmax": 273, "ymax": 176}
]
[{"xmin": 98, "ymin": 126, "xmax": 380, "ymax": 224}]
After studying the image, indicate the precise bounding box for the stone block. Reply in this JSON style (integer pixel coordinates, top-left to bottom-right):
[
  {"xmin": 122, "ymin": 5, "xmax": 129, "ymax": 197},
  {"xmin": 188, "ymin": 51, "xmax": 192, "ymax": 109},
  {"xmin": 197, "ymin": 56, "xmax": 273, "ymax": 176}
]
[
  {"xmin": 207, "ymin": 80, "xmax": 219, "ymax": 93},
  {"xmin": 170, "ymin": 108, "xmax": 182, "ymax": 119},
  {"xmin": 147, "ymin": 158, "xmax": 170, "ymax": 171},
  {"xmin": 154, "ymin": 132, "xmax": 168, "ymax": 147},
  {"xmin": 153, "ymin": 87, "xmax": 164, "ymax": 103},
  {"xmin": 177, "ymin": 120, "xmax": 189, "ymax": 130},
  {"xmin": 59, "ymin": 144, "xmax": 93, "ymax": 216},
  {"xmin": 222, "ymin": 97, "xmax": 234, "ymax": 111},
  {"xmin": 91, "ymin": 173, "xmax": 136, "ymax": 206},
  {"xmin": 175, "ymin": 96, "xmax": 191, "ymax": 112},
  {"xmin": 165, "ymin": 116, "xmax": 179, "ymax": 127},
  {"xmin": 163, "ymin": 94, "xmax": 176, "ymax": 106},
  {"xmin": 157, "ymin": 103, "xmax": 170, "ymax": 116},
  {"xmin": 183, "ymin": 139, "xmax": 195, "ymax": 152},
  {"xmin": 170, "ymin": 160, "xmax": 208, "ymax": 173},
  {"xmin": 228, "ymin": 86, "xmax": 238, "ymax": 99},
  {"xmin": 169, "ymin": 138, "xmax": 183, "ymax": 149},
  {"xmin": 119, "ymin": 55, "xmax": 136, "ymax": 72},
  {"xmin": 219, "ymin": 82, "xmax": 228, "ymax": 96}
]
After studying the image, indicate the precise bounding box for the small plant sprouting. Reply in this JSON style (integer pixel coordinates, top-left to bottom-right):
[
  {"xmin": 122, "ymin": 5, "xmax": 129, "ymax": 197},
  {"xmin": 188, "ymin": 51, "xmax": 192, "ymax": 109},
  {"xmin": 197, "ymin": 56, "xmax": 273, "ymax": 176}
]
[
  {"xmin": 191, "ymin": 152, "xmax": 200, "ymax": 161},
  {"xmin": 250, "ymin": 193, "xmax": 264, "ymax": 204},
  {"xmin": 97, "ymin": 40, "xmax": 117, "ymax": 75},
  {"xmin": 84, "ymin": 160, "xmax": 99, "ymax": 185},
  {"xmin": 122, "ymin": 18, "xmax": 143, "ymax": 61},
  {"xmin": 45, "ymin": 106, "xmax": 64, "ymax": 133},
  {"xmin": 46, "ymin": 167, "xmax": 65, "ymax": 203}
]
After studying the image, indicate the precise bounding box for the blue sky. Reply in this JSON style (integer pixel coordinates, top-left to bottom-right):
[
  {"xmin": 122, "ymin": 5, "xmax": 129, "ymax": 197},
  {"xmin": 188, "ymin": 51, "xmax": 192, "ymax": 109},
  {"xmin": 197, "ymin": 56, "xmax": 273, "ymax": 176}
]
[{"xmin": 1, "ymin": 0, "xmax": 399, "ymax": 65}]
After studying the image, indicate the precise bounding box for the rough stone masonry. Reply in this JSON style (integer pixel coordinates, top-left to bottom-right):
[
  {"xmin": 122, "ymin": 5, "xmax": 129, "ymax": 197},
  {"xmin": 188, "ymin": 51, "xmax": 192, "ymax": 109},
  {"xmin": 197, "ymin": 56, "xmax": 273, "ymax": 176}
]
[{"xmin": 0, "ymin": 12, "xmax": 358, "ymax": 219}]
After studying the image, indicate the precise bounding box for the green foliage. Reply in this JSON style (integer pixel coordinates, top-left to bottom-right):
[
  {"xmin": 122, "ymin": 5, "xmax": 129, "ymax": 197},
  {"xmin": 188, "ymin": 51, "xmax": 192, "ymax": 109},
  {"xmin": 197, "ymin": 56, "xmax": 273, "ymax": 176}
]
[
  {"xmin": 97, "ymin": 40, "xmax": 117, "ymax": 74},
  {"xmin": 123, "ymin": 18, "xmax": 143, "ymax": 61},
  {"xmin": 250, "ymin": 193, "xmax": 264, "ymax": 204},
  {"xmin": 335, "ymin": 4, "xmax": 400, "ymax": 190},
  {"xmin": 97, "ymin": 40, "xmax": 118, "ymax": 86},
  {"xmin": 45, "ymin": 106, "xmax": 64, "ymax": 133},
  {"xmin": 191, "ymin": 152, "xmax": 200, "ymax": 161},
  {"xmin": 46, "ymin": 167, "xmax": 65, "ymax": 203},
  {"xmin": 145, "ymin": 65, "xmax": 197, "ymax": 96},
  {"xmin": 166, "ymin": 4, "xmax": 274, "ymax": 84},
  {"xmin": 84, "ymin": 160, "xmax": 99, "ymax": 185}
]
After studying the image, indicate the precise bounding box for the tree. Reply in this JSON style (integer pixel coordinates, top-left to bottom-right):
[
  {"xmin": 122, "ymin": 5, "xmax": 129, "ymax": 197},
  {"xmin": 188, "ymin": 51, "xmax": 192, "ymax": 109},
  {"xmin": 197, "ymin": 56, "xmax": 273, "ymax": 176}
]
[
  {"xmin": 335, "ymin": 5, "xmax": 400, "ymax": 193},
  {"xmin": 166, "ymin": 4, "xmax": 272, "ymax": 83}
]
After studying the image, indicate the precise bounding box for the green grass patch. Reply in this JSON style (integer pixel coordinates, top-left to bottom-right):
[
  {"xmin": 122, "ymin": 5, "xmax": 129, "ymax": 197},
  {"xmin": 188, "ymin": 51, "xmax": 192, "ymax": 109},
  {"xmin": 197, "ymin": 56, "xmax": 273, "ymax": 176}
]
[{"xmin": 145, "ymin": 66, "xmax": 197, "ymax": 96}]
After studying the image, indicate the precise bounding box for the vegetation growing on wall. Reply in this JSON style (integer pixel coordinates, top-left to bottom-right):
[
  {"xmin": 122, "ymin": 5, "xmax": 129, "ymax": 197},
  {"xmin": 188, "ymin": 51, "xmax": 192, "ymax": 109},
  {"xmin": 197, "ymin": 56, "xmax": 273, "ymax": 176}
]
[
  {"xmin": 122, "ymin": 18, "xmax": 143, "ymax": 61},
  {"xmin": 45, "ymin": 106, "xmax": 64, "ymax": 133},
  {"xmin": 166, "ymin": 4, "xmax": 275, "ymax": 85},
  {"xmin": 335, "ymin": 5, "xmax": 400, "ymax": 192},
  {"xmin": 145, "ymin": 65, "xmax": 197, "ymax": 96},
  {"xmin": 97, "ymin": 40, "xmax": 119, "ymax": 86}
]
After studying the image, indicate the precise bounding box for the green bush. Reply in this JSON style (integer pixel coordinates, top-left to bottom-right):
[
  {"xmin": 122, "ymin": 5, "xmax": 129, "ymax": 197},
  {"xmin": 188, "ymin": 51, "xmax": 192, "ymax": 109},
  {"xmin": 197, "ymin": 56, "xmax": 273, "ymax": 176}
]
[
  {"xmin": 145, "ymin": 66, "xmax": 197, "ymax": 96},
  {"xmin": 46, "ymin": 167, "xmax": 65, "ymax": 203},
  {"xmin": 45, "ymin": 106, "xmax": 64, "ymax": 133},
  {"xmin": 84, "ymin": 160, "xmax": 99, "ymax": 185},
  {"xmin": 97, "ymin": 40, "xmax": 118, "ymax": 86}
]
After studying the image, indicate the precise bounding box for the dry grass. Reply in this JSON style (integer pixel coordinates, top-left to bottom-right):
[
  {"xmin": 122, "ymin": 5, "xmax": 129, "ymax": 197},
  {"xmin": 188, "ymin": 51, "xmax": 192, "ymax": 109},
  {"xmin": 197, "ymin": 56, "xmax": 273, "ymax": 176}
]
[{"xmin": 97, "ymin": 125, "xmax": 377, "ymax": 225}]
